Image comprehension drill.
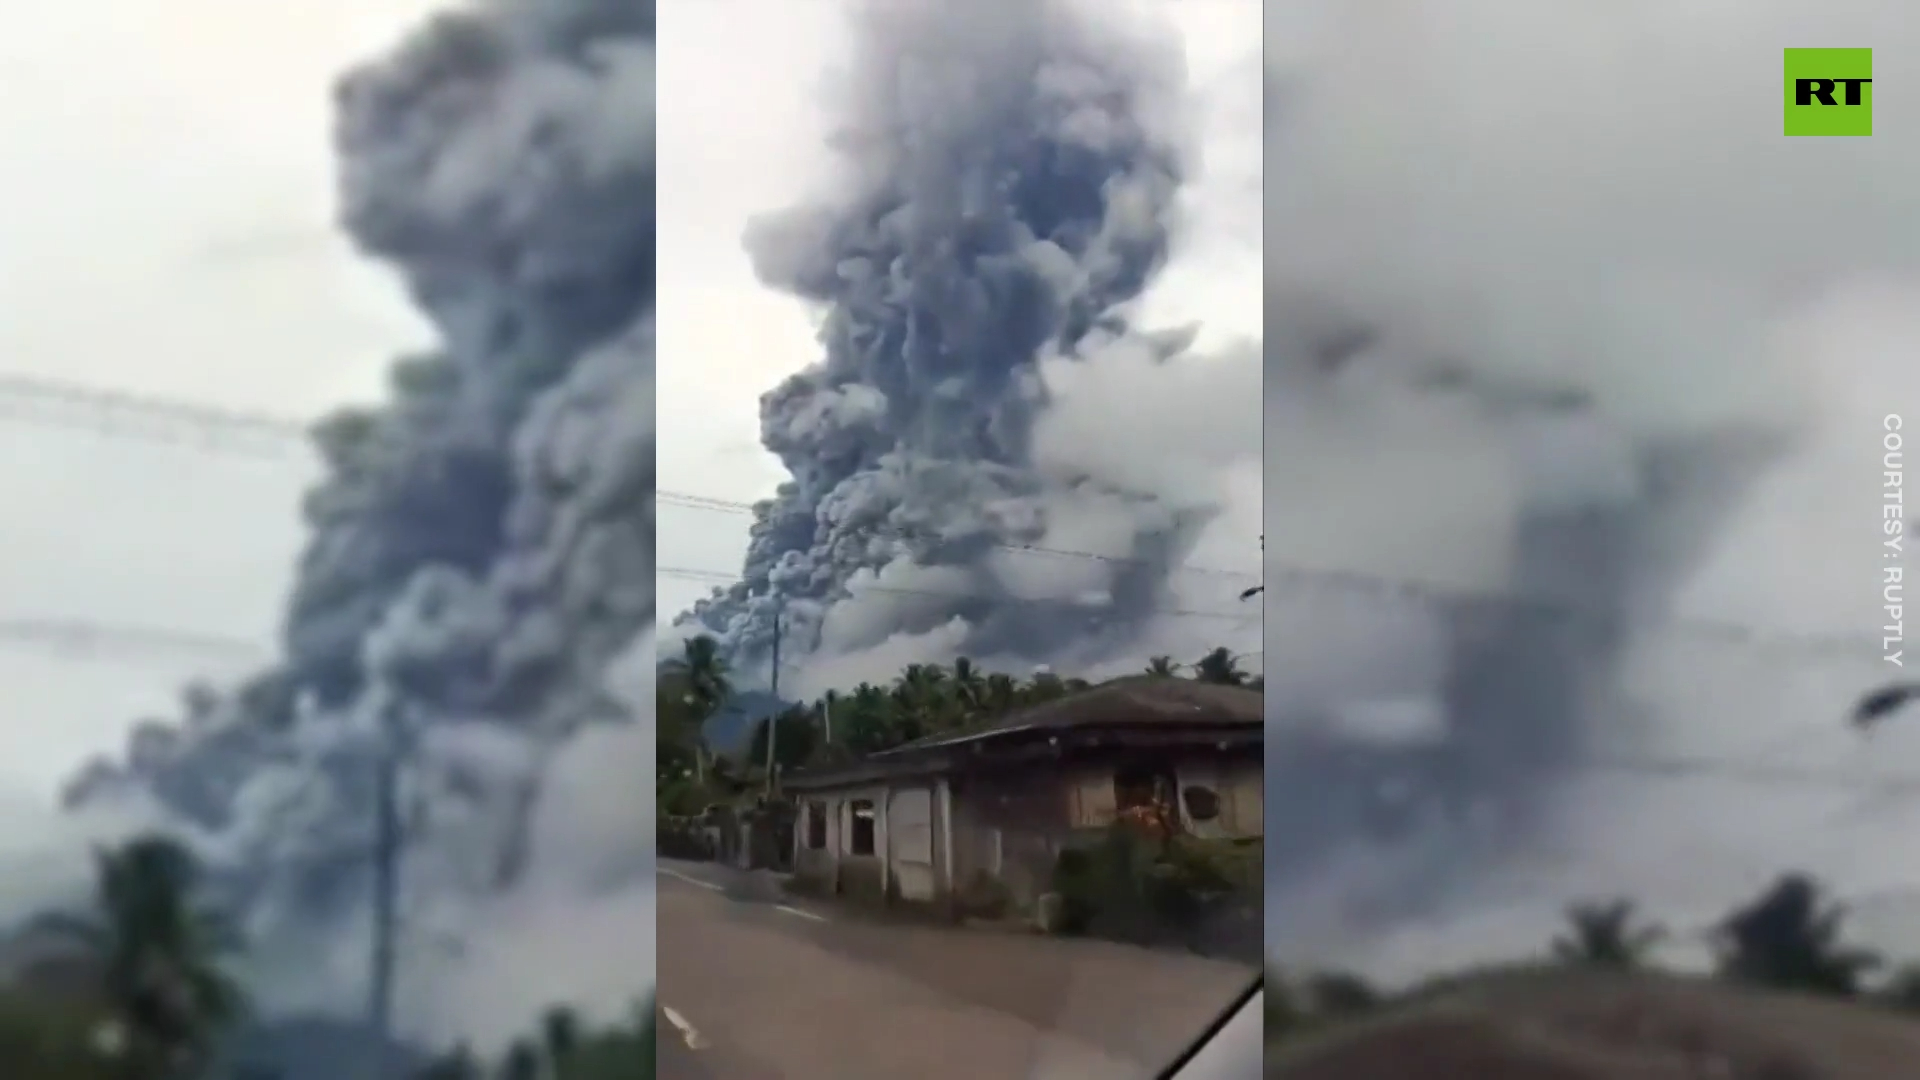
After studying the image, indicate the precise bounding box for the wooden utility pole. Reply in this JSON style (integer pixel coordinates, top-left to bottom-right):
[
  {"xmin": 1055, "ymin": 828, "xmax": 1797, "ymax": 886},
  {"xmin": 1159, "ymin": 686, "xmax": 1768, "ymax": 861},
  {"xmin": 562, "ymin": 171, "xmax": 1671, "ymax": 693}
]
[
  {"xmin": 765, "ymin": 604, "xmax": 782, "ymax": 797},
  {"xmin": 366, "ymin": 700, "xmax": 404, "ymax": 1079}
]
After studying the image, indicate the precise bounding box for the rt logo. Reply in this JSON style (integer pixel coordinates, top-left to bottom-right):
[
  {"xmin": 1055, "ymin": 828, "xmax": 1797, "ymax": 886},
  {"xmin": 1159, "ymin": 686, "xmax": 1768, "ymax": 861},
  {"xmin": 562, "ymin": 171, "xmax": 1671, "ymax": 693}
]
[{"xmin": 1784, "ymin": 48, "xmax": 1873, "ymax": 136}]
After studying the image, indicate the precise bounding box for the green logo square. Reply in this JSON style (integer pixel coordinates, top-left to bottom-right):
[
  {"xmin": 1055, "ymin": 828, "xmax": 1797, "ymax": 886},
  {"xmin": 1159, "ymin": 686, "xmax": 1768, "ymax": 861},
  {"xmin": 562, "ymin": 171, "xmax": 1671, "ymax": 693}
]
[{"xmin": 1784, "ymin": 48, "xmax": 1873, "ymax": 136}]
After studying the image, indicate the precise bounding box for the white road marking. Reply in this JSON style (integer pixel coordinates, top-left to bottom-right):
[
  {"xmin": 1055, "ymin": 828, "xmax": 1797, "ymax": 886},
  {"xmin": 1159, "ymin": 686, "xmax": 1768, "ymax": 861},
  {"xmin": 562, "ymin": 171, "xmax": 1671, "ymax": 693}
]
[
  {"xmin": 775, "ymin": 903, "xmax": 828, "ymax": 922},
  {"xmin": 661, "ymin": 1005, "xmax": 709, "ymax": 1050},
  {"xmin": 660, "ymin": 867, "xmax": 723, "ymax": 891}
]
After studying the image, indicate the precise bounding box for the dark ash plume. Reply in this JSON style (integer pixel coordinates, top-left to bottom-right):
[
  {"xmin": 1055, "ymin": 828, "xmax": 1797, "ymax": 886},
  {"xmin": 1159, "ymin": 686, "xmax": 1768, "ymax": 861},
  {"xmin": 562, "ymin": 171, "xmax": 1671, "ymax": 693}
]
[
  {"xmin": 676, "ymin": 0, "xmax": 1204, "ymax": 666},
  {"xmin": 60, "ymin": 0, "xmax": 656, "ymax": 995}
]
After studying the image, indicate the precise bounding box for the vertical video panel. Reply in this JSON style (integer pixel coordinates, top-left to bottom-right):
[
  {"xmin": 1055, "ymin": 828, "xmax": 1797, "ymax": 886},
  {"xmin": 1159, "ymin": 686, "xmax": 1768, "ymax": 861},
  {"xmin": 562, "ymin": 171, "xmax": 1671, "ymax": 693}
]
[
  {"xmin": 4, "ymin": 2, "xmax": 657, "ymax": 1079},
  {"xmin": 1264, "ymin": 4, "xmax": 1920, "ymax": 1078},
  {"xmin": 654, "ymin": 0, "xmax": 1263, "ymax": 1076}
]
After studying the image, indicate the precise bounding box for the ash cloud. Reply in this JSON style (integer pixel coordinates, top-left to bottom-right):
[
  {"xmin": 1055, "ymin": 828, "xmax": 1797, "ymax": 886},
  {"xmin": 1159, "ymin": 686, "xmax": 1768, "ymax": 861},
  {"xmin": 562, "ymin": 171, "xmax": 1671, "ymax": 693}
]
[
  {"xmin": 50, "ymin": 0, "xmax": 658, "ymax": 1050},
  {"xmin": 1259, "ymin": 0, "xmax": 1920, "ymax": 970},
  {"xmin": 675, "ymin": 0, "xmax": 1262, "ymax": 682}
]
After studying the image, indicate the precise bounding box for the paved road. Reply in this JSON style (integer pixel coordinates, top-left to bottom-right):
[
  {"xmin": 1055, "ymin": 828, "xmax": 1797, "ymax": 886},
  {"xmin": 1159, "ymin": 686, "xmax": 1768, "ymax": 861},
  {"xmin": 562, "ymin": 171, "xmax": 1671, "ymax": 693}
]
[{"xmin": 654, "ymin": 859, "xmax": 1255, "ymax": 1080}]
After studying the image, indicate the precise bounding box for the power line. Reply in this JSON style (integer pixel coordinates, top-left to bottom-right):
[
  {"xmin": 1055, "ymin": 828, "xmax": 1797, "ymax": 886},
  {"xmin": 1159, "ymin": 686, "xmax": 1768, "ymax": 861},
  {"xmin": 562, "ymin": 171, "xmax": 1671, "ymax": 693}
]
[
  {"xmin": 0, "ymin": 371, "xmax": 1889, "ymax": 660},
  {"xmin": 658, "ymin": 564, "xmax": 1259, "ymax": 624},
  {"xmin": 0, "ymin": 371, "xmax": 308, "ymax": 459},
  {"xmin": 0, "ymin": 616, "xmax": 265, "ymax": 664},
  {"xmin": 0, "ymin": 371, "xmax": 1259, "ymax": 582},
  {"xmin": 657, "ymin": 489, "xmax": 1257, "ymax": 581}
]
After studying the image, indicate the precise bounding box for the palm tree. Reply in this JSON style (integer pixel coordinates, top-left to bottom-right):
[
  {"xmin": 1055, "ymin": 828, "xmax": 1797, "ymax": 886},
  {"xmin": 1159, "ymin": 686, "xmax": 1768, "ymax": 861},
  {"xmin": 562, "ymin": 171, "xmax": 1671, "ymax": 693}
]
[
  {"xmin": 750, "ymin": 706, "xmax": 820, "ymax": 776},
  {"xmin": 981, "ymin": 672, "xmax": 1021, "ymax": 716},
  {"xmin": 500, "ymin": 1038, "xmax": 539, "ymax": 1080},
  {"xmin": 1191, "ymin": 647, "xmax": 1250, "ymax": 686},
  {"xmin": 1551, "ymin": 899, "xmax": 1664, "ymax": 968},
  {"xmin": 1714, "ymin": 872, "xmax": 1881, "ymax": 996},
  {"xmin": 661, "ymin": 635, "xmax": 732, "ymax": 785},
  {"xmin": 541, "ymin": 1005, "xmax": 581, "ymax": 1071},
  {"xmin": 840, "ymin": 683, "xmax": 894, "ymax": 754},
  {"xmin": 38, "ymin": 833, "xmax": 246, "ymax": 1077},
  {"xmin": 950, "ymin": 657, "xmax": 986, "ymax": 718},
  {"xmin": 1144, "ymin": 656, "xmax": 1182, "ymax": 677}
]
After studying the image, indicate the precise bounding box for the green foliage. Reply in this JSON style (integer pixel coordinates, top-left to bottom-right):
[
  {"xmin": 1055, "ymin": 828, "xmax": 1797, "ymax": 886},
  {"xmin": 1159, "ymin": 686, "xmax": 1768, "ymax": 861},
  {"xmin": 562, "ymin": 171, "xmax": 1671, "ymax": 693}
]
[
  {"xmin": 20, "ymin": 832, "xmax": 250, "ymax": 1078},
  {"xmin": 1268, "ymin": 869, "xmax": 1920, "ymax": 1054},
  {"xmin": 0, "ymin": 989, "xmax": 124, "ymax": 1079},
  {"xmin": 1191, "ymin": 647, "xmax": 1251, "ymax": 686},
  {"xmin": 1263, "ymin": 966, "xmax": 1384, "ymax": 1046},
  {"xmin": 655, "ymin": 638, "xmax": 1259, "ymax": 779},
  {"xmin": 1045, "ymin": 826, "xmax": 1245, "ymax": 944},
  {"xmin": 415, "ymin": 998, "xmax": 655, "ymax": 1080},
  {"xmin": 1550, "ymin": 898, "xmax": 1664, "ymax": 969},
  {"xmin": 1877, "ymin": 965, "xmax": 1920, "ymax": 1012},
  {"xmin": 745, "ymin": 708, "xmax": 820, "ymax": 774},
  {"xmin": 1301, "ymin": 971, "xmax": 1382, "ymax": 1017},
  {"xmin": 1713, "ymin": 873, "xmax": 1881, "ymax": 996},
  {"xmin": 658, "ymin": 636, "xmax": 733, "ymax": 794}
]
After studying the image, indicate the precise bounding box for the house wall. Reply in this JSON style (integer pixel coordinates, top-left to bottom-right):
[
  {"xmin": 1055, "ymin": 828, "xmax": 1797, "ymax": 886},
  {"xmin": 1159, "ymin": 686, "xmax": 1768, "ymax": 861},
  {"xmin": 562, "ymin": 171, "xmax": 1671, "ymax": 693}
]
[
  {"xmin": 792, "ymin": 743, "xmax": 1259, "ymax": 916},
  {"xmin": 1175, "ymin": 754, "xmax": 1264, "ymax": 839},
  {"xmin": 949, "ymin": 763, "xmax": 1075, "ymax": 913},
  {"xmin": 947, "ymin": 747, "xmax": 1264, "ymax": 913},
  {"xmin": 791, "ymin": 778, "xmax": 952, "ymax": 909}
]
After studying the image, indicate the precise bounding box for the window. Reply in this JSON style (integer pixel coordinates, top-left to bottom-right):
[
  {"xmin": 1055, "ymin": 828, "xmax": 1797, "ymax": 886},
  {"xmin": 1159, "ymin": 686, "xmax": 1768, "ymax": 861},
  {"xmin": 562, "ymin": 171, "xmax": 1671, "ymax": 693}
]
[
  {"xmin": 1114, "ymin": 765, "xmax": 1163, "ymax": 812},
  {"xmin": 848, "ymin": 799, "xmax": 876, "ymax": 855},
  {"xmin": 1070, "ymin": 772, "xmax": 1117, "ymax": 828},
  {"xmin": 1113, "ymin": 764, "xmax": 1179, "ymax": 835},
  {"xmin": 1181, "ymin": 785, "xmax": 1221, "ymax": 822},
  {"xmin": 1115, "ymin": 764, "xmax": 1177, "ymax": 813},
  {"xmin": 805, "ymin": 800, "xmax": 827, "ymax": 849}
]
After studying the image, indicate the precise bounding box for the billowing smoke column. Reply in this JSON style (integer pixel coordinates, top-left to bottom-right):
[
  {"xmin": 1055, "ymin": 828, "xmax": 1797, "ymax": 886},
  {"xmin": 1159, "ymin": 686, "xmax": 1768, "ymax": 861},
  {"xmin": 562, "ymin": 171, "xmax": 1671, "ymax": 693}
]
[
  {"xmin": 59, "ymin": 0, "xmax": 656, "ymax": 1029},
  {"xmin": 677, "ymin": 0, "xmax": 1207, "ymax": 668}
]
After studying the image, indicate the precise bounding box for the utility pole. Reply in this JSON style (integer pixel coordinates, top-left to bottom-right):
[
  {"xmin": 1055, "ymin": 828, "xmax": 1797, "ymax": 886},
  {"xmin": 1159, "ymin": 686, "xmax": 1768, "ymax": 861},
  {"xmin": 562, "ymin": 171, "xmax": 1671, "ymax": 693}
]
[
  {"xmin": 366, "ymin": 701, "xmax": 404, "ymax": 1079},
  {"xmin": 765, "ymin": 603, "xmax": 782, "ymax": 797}
]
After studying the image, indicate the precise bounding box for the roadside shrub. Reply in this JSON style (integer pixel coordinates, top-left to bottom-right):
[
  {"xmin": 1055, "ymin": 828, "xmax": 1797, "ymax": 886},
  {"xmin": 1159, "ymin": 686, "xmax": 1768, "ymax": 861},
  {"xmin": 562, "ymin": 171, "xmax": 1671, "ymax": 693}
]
[
  {"xmin": 1047, "ymin": 847, "xmax": 1098, "ymax": 934},
  {"xmin": 1145, "ymin": 836, "xmax": 1239, "ymax": 926},
  {"xmin": 0, "ymin": 990, "xmax": 122, "ymax": 1080},
  {"xmin": 657, "ymin": 777, "xmax": 726, "ymax": 818},
  {"xmin": 1045, "ymin": 825, "xmax": 1250, "ymax": 945},
  {"xmin": 655, "ymin": 816, "xmax": 715, "ymax": 861}
]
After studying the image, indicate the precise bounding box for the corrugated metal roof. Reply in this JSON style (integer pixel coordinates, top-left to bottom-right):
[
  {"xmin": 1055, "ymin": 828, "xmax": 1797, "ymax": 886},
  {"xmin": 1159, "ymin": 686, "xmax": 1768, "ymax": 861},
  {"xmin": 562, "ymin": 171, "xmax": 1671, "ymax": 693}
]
[{"xmin": 873, "ymin": 675, "xmax": 1261, "ymax": 756}]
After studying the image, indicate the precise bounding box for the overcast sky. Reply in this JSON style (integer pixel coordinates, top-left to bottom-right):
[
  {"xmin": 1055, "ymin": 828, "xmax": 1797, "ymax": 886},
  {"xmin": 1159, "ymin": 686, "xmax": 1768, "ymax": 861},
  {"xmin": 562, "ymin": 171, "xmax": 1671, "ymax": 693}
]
[
  {"xmin": 0, "ymin": 0, "xmax": 442, "ymax": 802},
  {"xmin": 655, "ymin": 0, "xmax": 1265, "ymax": 634}
]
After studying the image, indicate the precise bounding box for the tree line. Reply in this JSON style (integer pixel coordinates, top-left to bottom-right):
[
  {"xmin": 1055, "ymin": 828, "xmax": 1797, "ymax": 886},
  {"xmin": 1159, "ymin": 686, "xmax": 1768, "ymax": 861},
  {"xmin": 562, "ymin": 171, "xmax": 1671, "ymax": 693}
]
[
  {"xmin": 1270, "ymin": 870, "xmax": 1920, "ymax": 1039},
  {"xmin": 655, "ymin": 634, "xmax": 1261, "ymax": 814}
]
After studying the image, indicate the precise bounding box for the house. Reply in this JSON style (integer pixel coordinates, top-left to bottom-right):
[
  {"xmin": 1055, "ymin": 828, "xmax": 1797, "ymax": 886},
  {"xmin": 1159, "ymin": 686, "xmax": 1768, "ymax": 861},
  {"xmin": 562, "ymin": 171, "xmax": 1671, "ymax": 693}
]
[{"xmin": 781, "ymin": 675, "xmax": 1262, "ymax": 916}]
